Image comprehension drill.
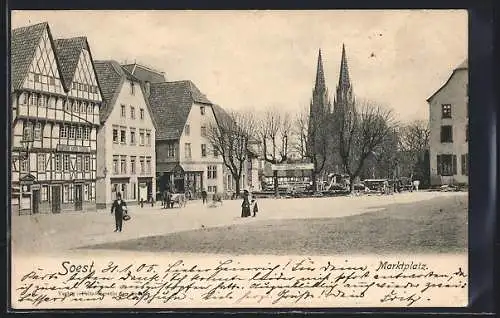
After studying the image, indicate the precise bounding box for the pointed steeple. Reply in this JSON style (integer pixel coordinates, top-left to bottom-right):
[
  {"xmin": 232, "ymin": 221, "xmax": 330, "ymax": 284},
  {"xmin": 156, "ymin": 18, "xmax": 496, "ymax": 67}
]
[
  {"xmin": 333, "ymin": 44, "xmax": 355, "ymax": 115},
  {"xmin": 315, "ymin": 49, "xmax": 326, "ymax": 91},
  {"xmin": 338, "ymin": 43, "xmax": 351, "ymax": 88}
]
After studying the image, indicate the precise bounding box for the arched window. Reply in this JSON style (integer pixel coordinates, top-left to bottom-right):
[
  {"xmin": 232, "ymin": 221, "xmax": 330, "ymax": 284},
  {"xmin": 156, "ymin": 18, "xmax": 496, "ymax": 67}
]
[{"xmin": 34, "ymin": 122, "xmax": 42, "ymax": 140}]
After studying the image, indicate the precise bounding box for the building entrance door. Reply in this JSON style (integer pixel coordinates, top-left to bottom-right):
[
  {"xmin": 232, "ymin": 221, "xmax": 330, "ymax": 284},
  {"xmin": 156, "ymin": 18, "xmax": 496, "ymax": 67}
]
[
  {"xmin": 139, "ymin": 183, "xmax": 147, "ymax": 202},
  {"xmin": 51, "ymin": 186, "xmax": 61, "ymax": 214},
  {"xmin": 32, "ymin": 190, "xmax": 40, "ymax": 214},
  {"xmin": 74, "ymin": 184, "xmax": 83, "ymax": 211}
]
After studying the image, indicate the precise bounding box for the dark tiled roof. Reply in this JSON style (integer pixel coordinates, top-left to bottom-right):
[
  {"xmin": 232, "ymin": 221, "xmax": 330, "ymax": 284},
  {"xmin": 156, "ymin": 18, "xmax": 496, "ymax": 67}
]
[
  {"xmin": 11, "ymin": 22, "xmax": 49, "ymax": 90},
  {"xmin": 54, "ymin": 37, "xmax": 88, "ymax": 90},
  {"xmin": 427, "ymin": 58, "xmax": 468, "ymax": 102},
  {"xmin": 94, "ymin": 60, "xmax": 158, "ymax": 128},
  {"xmin": 122, "ymin": 63, "xmax": 166, "ymax": 83},
  {"xmin": 148, "ymin": 80, "xmax": 212, "ymax": 140},
  {"xmin": 94, "ymin": 60, "xmax": 125, "ymax": 122},
  {"xmin": 211, "ymin": 104, "xmax": 232, "ymax": 126}
]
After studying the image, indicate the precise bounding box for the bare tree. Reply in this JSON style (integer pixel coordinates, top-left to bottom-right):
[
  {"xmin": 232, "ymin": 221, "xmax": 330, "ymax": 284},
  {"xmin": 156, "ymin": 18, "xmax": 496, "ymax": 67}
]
[
  {"xmin": 292, "ymin": 105, "xmax": 329, "ymax": 192},
  {"xmin": 397, "ymin": 120, "xmax": 430, "ymax": 180},
  {"xmin": 337, "ymin": 100, "xmax": 397, "ymax": 192},
  {"xmin": 256, "ymin": 108, "xmax": 292, "ymax": 195},
  {"xmin": 207, "ymin": 109, "xmax": 256, "ymax": 197}
]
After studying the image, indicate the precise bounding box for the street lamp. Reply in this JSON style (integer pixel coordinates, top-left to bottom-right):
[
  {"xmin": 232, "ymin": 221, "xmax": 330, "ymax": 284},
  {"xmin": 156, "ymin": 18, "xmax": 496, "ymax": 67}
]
[{"xmin": 19, "ymin": 130, "xmax": 34, "ymax": 215}]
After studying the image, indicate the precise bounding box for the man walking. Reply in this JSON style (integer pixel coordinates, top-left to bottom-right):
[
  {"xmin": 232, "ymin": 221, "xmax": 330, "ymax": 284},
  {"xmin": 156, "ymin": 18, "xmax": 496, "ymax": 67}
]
[{"xmin": 111, "ymin": 192, "xmax": 127, "ymax": 232}]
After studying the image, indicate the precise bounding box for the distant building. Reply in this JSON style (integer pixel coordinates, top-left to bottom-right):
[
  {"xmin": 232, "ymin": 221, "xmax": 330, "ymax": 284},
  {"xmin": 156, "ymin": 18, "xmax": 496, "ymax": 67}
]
[
  {"xmin": 94, "ymin": 60, "xmax": 157, "ymax": 208},
  {"xmin": 11, "ymin": 22, "xmax": 102, "ymax": 214},
  {"xmin": 427, "ymin": 59, "xmax": 468, "ymax": 186},
  {"xmin": 148, "ymin": 80, "xmax": 224, "ymax": 197},
  {"xmin": 121, "ymin": 63, "xmax": 166, "ymax": 84}
]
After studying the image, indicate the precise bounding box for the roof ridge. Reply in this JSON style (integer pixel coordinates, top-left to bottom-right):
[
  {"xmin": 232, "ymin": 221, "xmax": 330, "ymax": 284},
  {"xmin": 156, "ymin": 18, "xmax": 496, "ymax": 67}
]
[{"xmin": 12, "ymin": 21, "xmax": 48, "ymax": 33}]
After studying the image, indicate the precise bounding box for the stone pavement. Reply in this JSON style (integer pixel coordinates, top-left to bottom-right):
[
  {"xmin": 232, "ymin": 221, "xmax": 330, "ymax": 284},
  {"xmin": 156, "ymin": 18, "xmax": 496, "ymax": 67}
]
[{"xmin": 11, "ymin": 191, "xmax": 466, "ymax": 256}]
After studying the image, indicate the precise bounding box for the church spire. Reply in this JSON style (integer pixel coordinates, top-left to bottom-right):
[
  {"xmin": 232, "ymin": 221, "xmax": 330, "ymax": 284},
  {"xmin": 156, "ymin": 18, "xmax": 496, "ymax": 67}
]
[
  {"xmin": 338, "ymin": 43, "xmax": 351, "ymax": 88},
  {"xmin": 315, "ymin": 49, "xmax": 326, "ymax": 91},
  {"xmin": 334, "ymin": 44, "xmax": 355, "ymax": 115}
]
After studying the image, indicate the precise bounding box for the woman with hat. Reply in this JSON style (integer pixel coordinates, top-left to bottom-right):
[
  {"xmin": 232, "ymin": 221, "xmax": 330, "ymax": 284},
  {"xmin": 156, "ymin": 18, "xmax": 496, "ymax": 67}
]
[{"xmin": 241, "ymin": 190, "xmax": 251, "ymax": 218}]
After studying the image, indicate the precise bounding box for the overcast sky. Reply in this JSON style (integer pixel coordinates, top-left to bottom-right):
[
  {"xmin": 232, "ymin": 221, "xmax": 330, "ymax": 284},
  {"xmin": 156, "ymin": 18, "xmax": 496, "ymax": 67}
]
[{"xmin": 12, "ymin": 10, "xmax": 467, "ymax": 122}]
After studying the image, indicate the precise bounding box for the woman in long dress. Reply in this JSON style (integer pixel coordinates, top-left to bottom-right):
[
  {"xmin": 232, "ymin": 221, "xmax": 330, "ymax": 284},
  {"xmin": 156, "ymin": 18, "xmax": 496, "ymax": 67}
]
[{"xmin": 241, "ymin": 190, "xmax": 251, "ymax": 217}]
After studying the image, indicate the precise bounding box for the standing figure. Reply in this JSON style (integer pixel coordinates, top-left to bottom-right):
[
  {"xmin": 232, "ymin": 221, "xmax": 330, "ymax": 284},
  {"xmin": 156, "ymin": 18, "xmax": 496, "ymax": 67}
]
[
  {"xmin": 251, "ymin": 198, "xmax": 259, "ymax": 217},
  {"xmin": 111, "ymin": 192, "xmax": 127, "ymax": 232},
  {"xmin": 241, "ymin": 190, "xmax": 251, "ymax": 217},
  {"xmin": 201, "ymin": 189, "xmax": 208, "ymax": 204}
]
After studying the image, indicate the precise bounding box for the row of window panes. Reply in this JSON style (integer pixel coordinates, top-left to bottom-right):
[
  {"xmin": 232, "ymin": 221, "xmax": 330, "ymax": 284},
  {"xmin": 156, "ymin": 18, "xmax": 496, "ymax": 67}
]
[
  {"xmin": 440, "ymin": 125, "xmax": 469, "ymax": 143},
  {"xmin": 112, "ymin": 155, "xmax": 152, "ymax": 175},
  {"xmin": 19, "ymin": 154, "xmax": 92, "ymax": 173},
  {"xmin": 33, "ymin": 184, "xmax": 94, "ymax": 202},
  {"xmin": 120, "ymin": 104, "xmax": 145, "ymax": 120},
  {"xmin": 441, "ymin": 103, "xmax": 469, "ymax": 119},
  {"xmin": 72, "ymin": 81, "xmax": 99, "ymax": 94},
  {"xmin": 22, "ymin": 122, "xmax": 91, "ymax": 141},
  {"xmin": 183, "ymin": 143, "xmax": 218, "ymax": 159},
  {"xmin": 60, "ymin": 125, "xmax": 91, "ymax": 140},
  {"xmin": 19, "ymin": 93, "xmax": 97, "ymax": 114},
  {"xmin": 207, "ymin": 185, "xmax": 217, "ymax": 193},
  {"xmin": 31, "ymin": 73, "xmax": 57, "ymax": 85},
  {"xmin": 113, "ymin": 127, "xmax": 151, "ymax": 145},
  {"xmin": 436, "ymin": 153, "xmax": 468, "ymax": 176},
  {"xmin": 184, "ymin": 124, "xmax": 207, "ymax": 137},
  {"xmin": 207, "ymin": 165, "xmax": 217, "ymax": 179},
  {"xmin": 62, "ymin": 184, "xmax": 94, "ymax": 203}
]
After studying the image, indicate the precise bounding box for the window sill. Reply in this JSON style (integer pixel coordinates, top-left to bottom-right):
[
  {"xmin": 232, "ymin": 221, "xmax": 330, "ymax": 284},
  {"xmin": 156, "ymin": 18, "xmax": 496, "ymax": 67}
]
[{"xmin": 440, "ymin": 141, "xmax": 454, "ymax": 143}]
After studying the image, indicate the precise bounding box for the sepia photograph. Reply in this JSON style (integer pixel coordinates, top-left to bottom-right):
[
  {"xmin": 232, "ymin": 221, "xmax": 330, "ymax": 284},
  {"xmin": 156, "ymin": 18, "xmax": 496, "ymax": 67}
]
[{"xmin": 9, "ymin": 10, "xmax": 469, "ymax": 309}]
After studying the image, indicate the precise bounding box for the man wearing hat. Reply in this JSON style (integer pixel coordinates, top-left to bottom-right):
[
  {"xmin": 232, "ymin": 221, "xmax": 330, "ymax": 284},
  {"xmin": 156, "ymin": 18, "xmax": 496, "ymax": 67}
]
[{"xmin": 111, "ymin": 192, "xmax": 127, "ymax": 232}]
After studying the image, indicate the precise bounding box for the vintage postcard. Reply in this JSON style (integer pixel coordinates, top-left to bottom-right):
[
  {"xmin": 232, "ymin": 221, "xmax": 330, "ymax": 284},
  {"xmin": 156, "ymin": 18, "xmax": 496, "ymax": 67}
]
[{"xmin": 9, "ymin": 10, "xmax": 468, "ymax": 309}]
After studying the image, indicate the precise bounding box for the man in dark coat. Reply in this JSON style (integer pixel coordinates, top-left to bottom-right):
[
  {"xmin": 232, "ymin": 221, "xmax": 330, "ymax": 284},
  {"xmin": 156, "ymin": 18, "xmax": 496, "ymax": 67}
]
[
  {"xmin": 201, "ymin": 189, "xmax": 208, "ymax": 204},
  {"xmin": 111, "ymin": 192, "xmax": 127, "ymax": 232}
]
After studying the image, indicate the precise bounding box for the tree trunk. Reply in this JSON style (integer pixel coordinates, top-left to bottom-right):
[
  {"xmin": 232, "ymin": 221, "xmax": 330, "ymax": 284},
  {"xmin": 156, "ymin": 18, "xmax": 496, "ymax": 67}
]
[
  {"xmin": 348, "ymin": 175, "xmax": 354, "ymax": 193},
  {"xmin": 235, "ymin": 176, "xmax": 241, "ymax": 199},
  {"xmin": 312, "ymin": 172, "xmax": 317, "ymax": 193},
  {"xmin": 273, "ymin": 170, "xmax": 278, "ymax": 197}
]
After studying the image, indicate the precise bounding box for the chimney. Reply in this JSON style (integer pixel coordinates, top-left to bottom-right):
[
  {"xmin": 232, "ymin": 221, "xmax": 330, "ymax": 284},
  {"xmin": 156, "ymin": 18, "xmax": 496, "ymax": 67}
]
[{"xmin": 144, "ymin": 81, "xmax": 151, "ymax": 98}]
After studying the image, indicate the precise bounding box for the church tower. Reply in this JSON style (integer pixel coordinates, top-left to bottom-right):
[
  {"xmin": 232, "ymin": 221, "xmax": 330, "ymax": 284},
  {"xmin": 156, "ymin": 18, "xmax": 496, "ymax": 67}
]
[
  {"xmin": 333, "ymin": 44, "xmax": 355, "ymax": 116},
  {"xmin": 308, "ymin": 49, "xmax": 331, "ymax": 143}
]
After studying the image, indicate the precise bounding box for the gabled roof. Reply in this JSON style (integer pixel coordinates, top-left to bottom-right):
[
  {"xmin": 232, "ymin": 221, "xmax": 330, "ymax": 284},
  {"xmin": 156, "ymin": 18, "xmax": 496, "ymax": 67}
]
[
  {"xmin": 94, "ymin": 60, "xmax": 158, "ymax": 128},
  {"xmin": 53, "ymin": 37, "xmax": 87, "ymax": 90},
  {"xmin": 148, "ymin": 80, "xmax": 212, "ymax": 140},
  {"xmin": 211, "ymin": 104, "xmax": 233, "ymax": 128},
  {"xmin": 11, "ymin": 22, "xmax": 56, "ymax": 90},
  {"xmin": 122, "ymin": 63, "xmax": 166, "ymax": 83},
  {"xmin": 54, "ymin": 36, "xmax": 104, "ymax": 99},
  {"xmin": 427, "ymin": 59, "xmax": 468, "ymax": 102}
]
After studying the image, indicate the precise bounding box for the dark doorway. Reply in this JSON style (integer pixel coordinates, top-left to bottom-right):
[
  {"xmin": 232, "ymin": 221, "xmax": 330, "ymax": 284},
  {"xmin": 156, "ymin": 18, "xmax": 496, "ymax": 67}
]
[
  {"xmin": 74, "ymin": 184, "xmax": 83, "ymax": 211},
  {"xmin": 32, "ymin": 190, "xmax": 40, "ymax": 214},
  {"xmin": 51, "ymin": 186, "xmax": 61, "ymax": 214}
]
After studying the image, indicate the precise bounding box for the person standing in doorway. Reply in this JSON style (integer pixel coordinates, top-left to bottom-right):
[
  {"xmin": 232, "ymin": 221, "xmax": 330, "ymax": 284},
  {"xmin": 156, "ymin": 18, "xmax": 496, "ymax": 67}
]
[{"xmin": 111, "ymin": 192, "xmax": 127, "ymax": 232}]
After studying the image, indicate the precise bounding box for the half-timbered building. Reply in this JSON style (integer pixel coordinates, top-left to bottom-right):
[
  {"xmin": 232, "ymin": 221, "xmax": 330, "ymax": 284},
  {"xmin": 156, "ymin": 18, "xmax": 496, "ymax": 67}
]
[{"xmin": 11, "ymin": 22, "xmax": 102, "ymax": 214}]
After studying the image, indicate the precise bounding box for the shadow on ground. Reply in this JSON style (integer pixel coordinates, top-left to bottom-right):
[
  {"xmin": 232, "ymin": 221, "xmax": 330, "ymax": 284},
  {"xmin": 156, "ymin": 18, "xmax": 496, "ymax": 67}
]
[{"xmin": 81, "ymin": 195, "xmax": 468, "ymax": 255}]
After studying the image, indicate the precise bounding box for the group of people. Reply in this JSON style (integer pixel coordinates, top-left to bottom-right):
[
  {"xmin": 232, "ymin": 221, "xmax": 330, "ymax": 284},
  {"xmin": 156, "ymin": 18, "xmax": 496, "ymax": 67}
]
[{"xmin": 241, "ymin": 189, "xmax": 258, "ymax": 218}]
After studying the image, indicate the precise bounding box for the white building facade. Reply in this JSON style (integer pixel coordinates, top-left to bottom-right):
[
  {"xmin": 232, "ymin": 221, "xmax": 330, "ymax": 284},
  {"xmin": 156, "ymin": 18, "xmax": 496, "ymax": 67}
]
[
  {"xmin": 94, "ymin": 60, "xmax": 156, "ymax": 208},
  {"xmin": 427, "ymin": 60, "xmax": 469, "ymax": 186}
]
